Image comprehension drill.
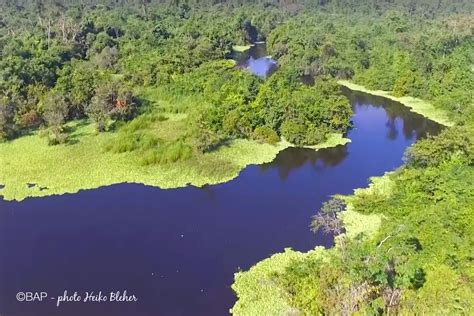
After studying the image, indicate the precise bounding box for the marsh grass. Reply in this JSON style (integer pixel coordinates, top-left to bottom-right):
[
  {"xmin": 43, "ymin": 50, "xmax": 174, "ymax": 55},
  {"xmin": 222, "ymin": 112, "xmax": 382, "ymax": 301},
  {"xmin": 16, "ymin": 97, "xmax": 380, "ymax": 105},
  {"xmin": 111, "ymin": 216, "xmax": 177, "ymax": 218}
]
[{"xmin": 140, "ymin": 141, "xmax": 193, "ymax": 165}]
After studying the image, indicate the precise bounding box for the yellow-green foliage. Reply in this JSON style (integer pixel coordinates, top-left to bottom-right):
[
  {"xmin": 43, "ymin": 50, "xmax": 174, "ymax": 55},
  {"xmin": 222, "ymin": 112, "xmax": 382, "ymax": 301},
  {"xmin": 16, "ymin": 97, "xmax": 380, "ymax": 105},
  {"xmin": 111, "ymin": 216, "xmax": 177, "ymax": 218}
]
[
  {"xmin": 0, "ymin": 117, "xmax": 348, "ymax": 201},
  {"xmin": 338, "ymin": 80, "xmax": 454, "ymax": 127},
  {"xmin": 350, "ymin": 172, "xmax": 395, "ymax": 200},
  {"xmin": 231, "ymin": 247, "xmax": 326, "ymax": 316},
  {"xmin": 339, "ymin": 174, "xmax": 391, "ymax": 238},
  {"xmin": 296, "ymin": 133, "xmax": 351, "ymax": 150},
  {"xmin": 339, "ymin": 210, "xmax": 382, "ymax": 240},
  {"xmin": 402, "ymin": 264, "xmax": 474, "ymax": 315},
  {"xmin": 232, "ymin": 45, "xmax": 253, "ymax": 52}
]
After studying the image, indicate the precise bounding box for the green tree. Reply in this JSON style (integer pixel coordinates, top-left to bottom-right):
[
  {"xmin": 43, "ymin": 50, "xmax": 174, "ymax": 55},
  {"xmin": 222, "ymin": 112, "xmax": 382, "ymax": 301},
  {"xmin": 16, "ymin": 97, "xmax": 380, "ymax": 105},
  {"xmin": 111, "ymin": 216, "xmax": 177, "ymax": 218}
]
[
  {"xmin": 0, "ymin": 96, "xmax": 16, "ymax": 140},
  {"xmin": 41, "ymin": 91, "xmax": 69, "ymax": 145}
]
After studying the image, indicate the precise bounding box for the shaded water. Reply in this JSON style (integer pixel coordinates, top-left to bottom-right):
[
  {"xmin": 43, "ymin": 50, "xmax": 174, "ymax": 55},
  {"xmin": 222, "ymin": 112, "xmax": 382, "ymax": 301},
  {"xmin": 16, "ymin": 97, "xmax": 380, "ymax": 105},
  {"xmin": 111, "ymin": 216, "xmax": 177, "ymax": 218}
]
[
  {"xmin": 234, "ymin": 43, "xmax": 278, "ymax": 78},
  {"xmin": 0, "ymin": 89, "xmax": 441, "ymax": 316}
]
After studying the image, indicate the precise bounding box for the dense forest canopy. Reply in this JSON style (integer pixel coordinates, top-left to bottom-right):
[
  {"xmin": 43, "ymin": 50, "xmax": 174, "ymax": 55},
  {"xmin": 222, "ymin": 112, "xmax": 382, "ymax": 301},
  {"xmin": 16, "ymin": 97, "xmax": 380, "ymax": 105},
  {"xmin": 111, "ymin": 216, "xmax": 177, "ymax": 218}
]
[
  {"xmin": 0, "ymin": 0, "xmax": 473, "ymax": 314},
  {"xmin": 0, "ymin": 0, "xmax": 472, "ymax": 147}
]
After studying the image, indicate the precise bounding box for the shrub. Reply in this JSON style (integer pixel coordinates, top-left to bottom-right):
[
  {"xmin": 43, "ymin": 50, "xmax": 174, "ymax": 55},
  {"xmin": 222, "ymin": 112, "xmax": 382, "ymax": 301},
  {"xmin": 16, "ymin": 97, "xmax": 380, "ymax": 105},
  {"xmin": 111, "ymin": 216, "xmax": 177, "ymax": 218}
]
[
  {"xmin": 0, "ymin": 96, "xmax": 16, "ymax": 141},
  {"xmin": 19, "ymin": 110, "xmax": 42, "ymax": 129},
  {"xmin": 280, "ymin": 120, "xmax": 306, "ymax": 145},
  {"xmin": 304, "ymin": 125, "xmax": 328, "ymax": 145},
  {"xmin": 46, "ymin": 126, "xmax": 68, "ymax": 145},
  {"xmin": 404, "ymin": 127, "xmax": 474, "ymax": 167},
  {"xmin": 86, "ymin": 82, "xmax": 139, "ymax": 132},
  {"xmin": 41, "ymin": 91, "xmax": 69, "ymax": 145},
  {"xmin": 252, "ymin": 126, "xmax": 280, "ymax": 145}
]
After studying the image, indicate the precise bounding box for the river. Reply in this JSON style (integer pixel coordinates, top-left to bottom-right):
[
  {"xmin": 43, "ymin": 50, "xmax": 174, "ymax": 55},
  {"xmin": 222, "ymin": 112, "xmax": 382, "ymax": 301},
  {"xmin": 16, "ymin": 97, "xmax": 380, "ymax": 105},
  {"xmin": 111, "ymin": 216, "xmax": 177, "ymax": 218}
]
[{"xmin": 0, "ymin": 88, "xmax": 441, "ymax": 316}]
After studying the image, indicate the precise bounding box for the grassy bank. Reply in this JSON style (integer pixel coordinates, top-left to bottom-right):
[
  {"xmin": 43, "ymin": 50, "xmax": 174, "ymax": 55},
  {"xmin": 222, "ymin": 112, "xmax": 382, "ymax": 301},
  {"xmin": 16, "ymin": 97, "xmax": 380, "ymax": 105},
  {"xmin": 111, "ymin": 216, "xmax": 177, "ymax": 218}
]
[
  {"xmin": 0, "ymin": 117, "xmax": 349, "ymax": 201},
  {"xmin": 338, "ymin": 80, "xmax": 454, "ymax": 127}
]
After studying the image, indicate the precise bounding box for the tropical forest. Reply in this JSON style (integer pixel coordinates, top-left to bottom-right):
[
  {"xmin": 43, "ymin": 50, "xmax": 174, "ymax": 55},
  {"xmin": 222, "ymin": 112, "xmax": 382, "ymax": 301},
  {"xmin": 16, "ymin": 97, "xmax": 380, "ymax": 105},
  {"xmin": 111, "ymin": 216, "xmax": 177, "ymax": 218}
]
[{"xmin": 0, "ymin": 0, "xmax": 472, "ymax": 315}]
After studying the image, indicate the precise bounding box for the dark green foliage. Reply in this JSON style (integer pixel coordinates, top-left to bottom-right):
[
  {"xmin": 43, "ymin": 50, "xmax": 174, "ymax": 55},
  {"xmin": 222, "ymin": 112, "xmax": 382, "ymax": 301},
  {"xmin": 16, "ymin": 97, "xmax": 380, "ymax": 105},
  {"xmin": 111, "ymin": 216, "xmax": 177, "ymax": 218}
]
[
  {"xmin": 276, "ymin": 130, "xmax": 474, "ymax": 314},
  {"xmin": 190, "ymin": 113, "xmax": 224, "ymax": 153},
  {"xmin": 252, "ymin": 126, "xmax": 280, "ymax": 145},
  {"xmin": 280, "ymin": 121, "xmax": 306, "ymax": 145},
  {"xmin": 41, "ymin": 91, "xmax": 69, "ymax": 145},
  {"xmin": 410, "ymin": 268, "xmax": 426, "ymax": 290},
  {"xmin": 86, "ymin": 82, "xmax": 139, "ymax": 132},
  {"xmin": 266, "ymin": 11, "xmax": 473, "ymax": 126},
  {"xmin": 404, "ymin": 127, "xmax": 474, "ymax": 167},
  {"xmin": 0, "ymin": 96, "xmax": 16, "ymax": 140},
  {"xmin": 0, "ymin": 2, "xmax": 473, "ymax": 313}
]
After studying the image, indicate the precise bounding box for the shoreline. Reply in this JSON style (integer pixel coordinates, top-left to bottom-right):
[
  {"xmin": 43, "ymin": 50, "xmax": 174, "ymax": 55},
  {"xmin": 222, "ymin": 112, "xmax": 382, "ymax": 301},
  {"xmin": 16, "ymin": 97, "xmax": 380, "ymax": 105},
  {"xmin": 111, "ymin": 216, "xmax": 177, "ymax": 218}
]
[
  {"xmin": 0, "ymin": 127, "xmax": 349, "ymax": 201},
  {"xmin": 338, "ymin": 80, "xmax": 454, "ymax": 127},
  {"xmin": 230, "ymin": 84, "xmax": 454, "ymax": 313}
]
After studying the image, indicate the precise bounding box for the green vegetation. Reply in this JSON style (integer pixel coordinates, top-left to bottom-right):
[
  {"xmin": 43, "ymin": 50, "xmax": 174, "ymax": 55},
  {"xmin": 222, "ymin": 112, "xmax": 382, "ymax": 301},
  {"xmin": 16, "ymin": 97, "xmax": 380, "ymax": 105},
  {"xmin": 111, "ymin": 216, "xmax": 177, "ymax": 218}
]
[
  {"xmin": 233, "ymin": 127, "xmax": 474, "ymax": 314},
  {"xmin": 338, "ymin": 81, "xmax": 454, "ymax": 127},
  {"xmin": 231, "ymin": 247, "xmax": 327, "ymax": 316},
  {"xmin": 0, "ymin": 1, "xmax": 473, "ymax": 314},
  {"xmin": 227, "ymin": 1, "xmax": 473, "ymax": 315},
  {"xmin": 0, "ymin": 2, "xmax": 354, "ymax": 200},
  {"xmin": 233, "ymin": 45, "xmax": 253, "ymax": 52},
  {"xmin": 0, "ymin": 111, "xmax": 348, "ymax": 200},
  {"xmin": 232, "ymin": 195, "xmax": 383, "ymax": 315}
]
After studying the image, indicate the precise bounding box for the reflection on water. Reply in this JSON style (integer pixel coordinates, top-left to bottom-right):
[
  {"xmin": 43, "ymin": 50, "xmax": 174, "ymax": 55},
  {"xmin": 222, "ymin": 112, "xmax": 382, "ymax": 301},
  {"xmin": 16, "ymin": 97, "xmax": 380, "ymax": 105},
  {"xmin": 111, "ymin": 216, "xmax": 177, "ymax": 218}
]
[
  {"xmin": 257, "ymin": 87, "xmax": 441, "ymax": 181},
  {"xmin": 233, "ymin": 43, "xmax": 278, "ymax": 78},
  {"xmin": 0, "ymin": 91, "xmax": 442, "ymax": 316},
  {"xmin": 259, "ymin": 145, "xmax": 349, "ymax": 180},
  {"xmin": 343, "ymin": 87, "xmax": 440, "ymax": 140}
]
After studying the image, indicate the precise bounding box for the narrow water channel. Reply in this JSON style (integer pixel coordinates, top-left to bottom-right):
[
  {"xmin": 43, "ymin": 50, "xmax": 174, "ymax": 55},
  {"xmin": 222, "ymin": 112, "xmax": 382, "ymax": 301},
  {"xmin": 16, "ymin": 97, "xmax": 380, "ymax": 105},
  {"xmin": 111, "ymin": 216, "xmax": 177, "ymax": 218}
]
[{"xmin": 0, "ymin": 89, "xmax": 441, "ymax": 316}]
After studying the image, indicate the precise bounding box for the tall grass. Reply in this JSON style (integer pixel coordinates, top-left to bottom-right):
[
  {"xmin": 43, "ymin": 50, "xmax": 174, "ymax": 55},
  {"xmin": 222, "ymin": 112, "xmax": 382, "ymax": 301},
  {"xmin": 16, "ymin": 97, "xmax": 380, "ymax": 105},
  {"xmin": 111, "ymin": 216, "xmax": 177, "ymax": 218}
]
[{"xmin": 140, "ymin": 141, "xmax": 193, "ymax": 165}]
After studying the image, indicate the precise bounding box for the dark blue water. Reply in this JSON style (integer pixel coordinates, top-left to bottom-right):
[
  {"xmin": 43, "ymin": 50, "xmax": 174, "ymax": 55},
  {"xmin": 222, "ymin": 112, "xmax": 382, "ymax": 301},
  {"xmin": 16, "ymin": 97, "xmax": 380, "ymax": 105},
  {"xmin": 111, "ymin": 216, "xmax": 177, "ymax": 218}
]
[{"xmin": 0, "ymin": 89, "xmax": 441, "ymax": 316}]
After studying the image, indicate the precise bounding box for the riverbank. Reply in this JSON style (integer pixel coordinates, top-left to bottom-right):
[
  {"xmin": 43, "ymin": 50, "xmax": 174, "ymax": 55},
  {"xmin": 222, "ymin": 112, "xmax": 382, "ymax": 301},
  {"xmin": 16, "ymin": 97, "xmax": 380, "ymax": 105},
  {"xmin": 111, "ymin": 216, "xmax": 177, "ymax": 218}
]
[
  {"xmin": 231, "ymin": 81, "xmax": 472, "ymax": 314},
  {"xmin": 231, "ymin": 174, "xmax": 387, "ymax": 315},
  {"xmin": 230, "ymin": 85, "xmax": 456, "ymax": 314},
  {"xmin": 338, "ymin": 80, "xmax": 454, "ymax": 127},
  {"xmin": 0, "ymin": 117, "xmax": 349, "ymax": 201}
]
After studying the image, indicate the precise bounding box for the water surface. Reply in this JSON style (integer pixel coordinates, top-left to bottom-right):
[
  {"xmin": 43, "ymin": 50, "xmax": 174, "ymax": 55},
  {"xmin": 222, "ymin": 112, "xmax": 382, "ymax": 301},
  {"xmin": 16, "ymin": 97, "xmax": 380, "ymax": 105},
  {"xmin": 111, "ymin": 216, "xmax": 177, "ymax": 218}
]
[
  {"xmin": 0, "ymin": 89, "xmax": 441, "ymax": 316},
  {"xmin": 234, "ymin": 43, "xmax": 278, "ymax": 78}
]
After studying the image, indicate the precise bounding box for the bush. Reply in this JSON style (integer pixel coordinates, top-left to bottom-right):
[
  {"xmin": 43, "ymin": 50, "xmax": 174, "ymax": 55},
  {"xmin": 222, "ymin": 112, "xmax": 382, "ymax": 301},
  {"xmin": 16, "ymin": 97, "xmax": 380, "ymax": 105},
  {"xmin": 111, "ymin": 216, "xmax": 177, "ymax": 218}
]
[
  {"xmin": 0, "ymin": 96, "xmax": 16, "ymax": 141},
  {"xmin": 46, "ymin": 126, "xmax": 68, "ymax": 145},
  {"xmin": 86, "ymin": 82, "xmax": 139, "ymax": 132},
  {"xmin": 404, "ymin": 127, "xmax": 474, "ymax": 167},
  {"xmin": 304, "ymin": 125, "xmax": 328, "ymax": 145},
  {"xmin": 41, "ymin": 91, "xmax": 69, "ymax": 145},
  {"xmin": 252, "ymin": 126, "xmax": 280, "ymax": 145},
  {"xmin": 280, "ymin": 120, "xmax": 306, "ymax": 145}
]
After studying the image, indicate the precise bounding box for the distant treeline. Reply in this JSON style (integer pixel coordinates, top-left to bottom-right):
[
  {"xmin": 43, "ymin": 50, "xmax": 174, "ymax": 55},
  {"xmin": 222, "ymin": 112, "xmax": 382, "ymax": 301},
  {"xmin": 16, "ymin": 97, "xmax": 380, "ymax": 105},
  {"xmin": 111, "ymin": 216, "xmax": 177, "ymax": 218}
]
[
  {"xmin": 0, "ymin": 0, "xmax": 472, "ymax": 146},
  {"xmin": 1, "ymin": 0, "xmax": 473, "ymax": 17}
]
